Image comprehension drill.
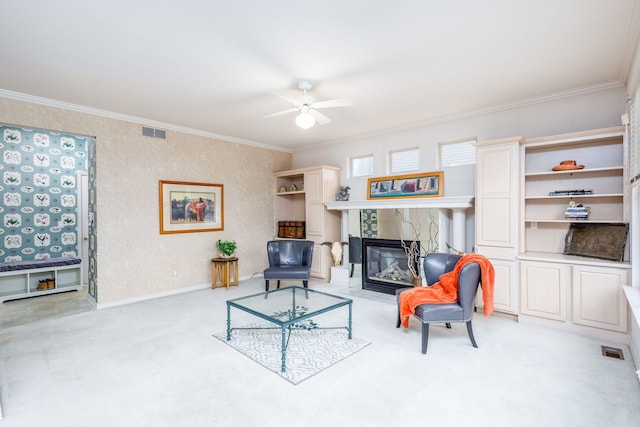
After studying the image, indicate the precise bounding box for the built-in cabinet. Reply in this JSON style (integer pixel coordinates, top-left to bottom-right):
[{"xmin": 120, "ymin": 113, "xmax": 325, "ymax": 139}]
[
  {"xmin": 475, "ymin": 137, "xmax": 522, "ymax": 314},
  {"xmin": 476, "ymin": 127, "xmax": 630, "ymax": 338},
  {"xmin": 274, "ymin": 166, "xmax": 341, "ymax": 280}
]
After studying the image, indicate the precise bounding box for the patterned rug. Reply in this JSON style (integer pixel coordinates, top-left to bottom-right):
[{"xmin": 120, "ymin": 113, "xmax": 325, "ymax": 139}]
[{"xmin": 213, "ymin": 324, "xmax": 370, "ymax": 384}]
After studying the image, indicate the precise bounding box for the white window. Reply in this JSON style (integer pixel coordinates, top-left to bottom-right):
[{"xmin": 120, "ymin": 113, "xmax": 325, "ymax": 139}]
[
  {"xmin": 390, "ymin": 148, "xmax": 419, "ymax": 174},
  {"xmin": 350, "ymin": 154, "xmax": 373, "ymax": 177},
  {"xmin": 439, "ymin": 139, "xmax": 476, "ymax": 168}
]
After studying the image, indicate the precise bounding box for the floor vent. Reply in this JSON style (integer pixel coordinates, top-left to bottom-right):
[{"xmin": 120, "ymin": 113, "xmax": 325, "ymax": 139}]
[
  {"xmin": 142, "ymin": 126, "xmax": 166, "ymax": 139},
  {"xmin": 601, "ymin": 345, "xmax": 624, "ymax": 360}
]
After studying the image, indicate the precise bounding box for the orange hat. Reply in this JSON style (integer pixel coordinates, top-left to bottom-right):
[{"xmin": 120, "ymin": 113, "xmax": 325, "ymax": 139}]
[{"xmin": 552, "ymin": 160, "xmax": 584, "ymax": 171}]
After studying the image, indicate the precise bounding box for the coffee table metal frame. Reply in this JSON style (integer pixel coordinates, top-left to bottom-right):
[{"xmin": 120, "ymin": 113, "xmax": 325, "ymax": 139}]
[{"xmin": 226, "ymin": 286, "xmax": 353, "ymax": 372}]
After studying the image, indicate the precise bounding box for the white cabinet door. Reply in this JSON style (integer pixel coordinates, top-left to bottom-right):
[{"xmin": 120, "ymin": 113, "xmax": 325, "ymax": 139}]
[
  {"xmin": 572, "ymin": 265, "xmax": 628, "ymax": 333},
  {"xmin": 489, "ymin": 258, "xmax": 518, "ymax": 314},
  {"xmin": 475, "ymin": 250, "xmax": 518, "ymax": 314},
  {"xmin": 476, "ymin": 141, "xmax": 519, "ymax": 248},
  {"xmin": 304, "ymin": 169, "xmax": 323, "ymax": 236},
  {"xmin": 309, "ymin": 242, "xmax": 328, "ymax": 279},
  {"xmin": 520, "ymin": 260, "xmax": 569, "ymax": 321}
]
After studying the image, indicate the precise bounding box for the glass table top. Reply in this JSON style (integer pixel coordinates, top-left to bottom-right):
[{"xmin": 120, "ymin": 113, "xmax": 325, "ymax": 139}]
[{"xmin": 227, "ymin": 286, "xmax": 352, "ymax": 326}]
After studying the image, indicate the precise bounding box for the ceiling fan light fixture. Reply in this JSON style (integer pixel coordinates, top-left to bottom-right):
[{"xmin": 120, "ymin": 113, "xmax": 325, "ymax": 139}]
[{"xmin": 296, "ymin": 109, "xmax": 315, "ymax": 129}]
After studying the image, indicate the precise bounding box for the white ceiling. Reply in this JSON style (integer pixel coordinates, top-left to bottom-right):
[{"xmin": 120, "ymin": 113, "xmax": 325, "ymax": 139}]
[{"xmin": 1, "ymin": 0, "xmax": 639, "ymax": 152}]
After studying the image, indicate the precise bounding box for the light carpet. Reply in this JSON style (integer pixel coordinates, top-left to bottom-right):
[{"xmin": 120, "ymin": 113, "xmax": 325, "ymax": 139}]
[{"xmin": 213, "ymin": 323, "xmax": 370, "ymax": 384}]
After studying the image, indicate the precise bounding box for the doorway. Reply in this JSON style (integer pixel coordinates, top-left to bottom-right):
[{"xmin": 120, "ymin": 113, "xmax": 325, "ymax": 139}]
[{"xmin": 76, "ymin": 171, "xmax": 89, "ymax": 286}]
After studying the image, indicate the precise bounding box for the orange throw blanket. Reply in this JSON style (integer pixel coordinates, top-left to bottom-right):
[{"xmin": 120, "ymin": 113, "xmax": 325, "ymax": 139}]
[{"xmin": 399, "ymin": 254, "xmax": 495, "ymax": 328}]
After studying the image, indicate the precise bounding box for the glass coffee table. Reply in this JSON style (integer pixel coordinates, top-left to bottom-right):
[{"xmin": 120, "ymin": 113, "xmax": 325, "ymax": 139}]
[{"xmin": 226, "ymin": 286, "xmax": 353, "ymax": 372}]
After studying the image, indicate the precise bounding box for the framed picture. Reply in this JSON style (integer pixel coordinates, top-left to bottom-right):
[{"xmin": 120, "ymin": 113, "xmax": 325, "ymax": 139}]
[
  {"xmin": 367, "ymin": 171, "xmax": 443, "ymax": 200},
  {"xmin": 159, "ymin": 180, "xmax": 224, "ymax": 234}
]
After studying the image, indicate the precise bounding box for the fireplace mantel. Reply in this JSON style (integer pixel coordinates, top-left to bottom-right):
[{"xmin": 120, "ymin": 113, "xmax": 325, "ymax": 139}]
[
  {"xmin": 324, "ymin": 196, "xmax": 474, "ymax": 211},
  {"xmin": 325, "ymin": 196, "xmax": 474, "ymax": 254}
]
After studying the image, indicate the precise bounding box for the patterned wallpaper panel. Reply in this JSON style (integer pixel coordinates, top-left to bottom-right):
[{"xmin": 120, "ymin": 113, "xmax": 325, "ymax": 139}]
[
  {"xmin": 0, "ymin": 125, "xmax": 87, "ymax": 262},
  {"xmin": 360, "ymin": 209, "xmax": 378, "ymax": 238}
]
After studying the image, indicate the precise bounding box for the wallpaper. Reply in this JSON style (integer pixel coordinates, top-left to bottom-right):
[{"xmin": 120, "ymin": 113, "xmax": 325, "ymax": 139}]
[
  {"xmin": 0, "ymin": 125, "xmax": 88, "ymax": 262},
  {"xmin": 360, "ymin": 209, "xmax": 378, "ymax": 238}
]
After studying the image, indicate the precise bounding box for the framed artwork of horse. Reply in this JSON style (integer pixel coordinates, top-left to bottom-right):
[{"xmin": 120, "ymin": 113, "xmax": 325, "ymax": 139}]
[{"xmin": 159, "ymin": 180, "xmax": 224, "ymax": 234}]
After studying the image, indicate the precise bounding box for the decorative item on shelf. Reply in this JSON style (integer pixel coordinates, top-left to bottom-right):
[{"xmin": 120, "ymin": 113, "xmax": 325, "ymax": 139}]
[
  {"xmin": 279, "ymin": 185, "xmax": 287, "ymax": 193},
  {"xmin": 549, "ymin": 189, "xmax": 593, "ymax": 196},
  {"xmin": 290, "ymin": 184, "xmax": 298, "ymax": 191},
  {"xmin": 277, "ymin": 221, "xmax": 305, "ymax": 239},
  {"xmin": 564, "ymin": 222, "xmax": 628, "ymax": 262},
  {"xmin": 564, "ymin": 201, "xmax": 590, "ymax": 220},
  {"xmin": 335, "ymin": 186, "xmax": 350, "ymax": 201},
  {"xmin": 216, "ymin": 239, "xmax": 237, "ymax": 258},
  {"xmin": 552, "ymin": 160, "xmax": 585, "ymax": 171}
]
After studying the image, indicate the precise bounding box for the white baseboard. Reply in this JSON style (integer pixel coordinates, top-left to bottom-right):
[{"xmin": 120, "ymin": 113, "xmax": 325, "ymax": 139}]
[
  {"xmin": 96, "ymin": 283, "xmax": 210, "ymax": 309},
  {"xmin": 95, "ymin": 275, "xmax": 260, "ymax": 310}
]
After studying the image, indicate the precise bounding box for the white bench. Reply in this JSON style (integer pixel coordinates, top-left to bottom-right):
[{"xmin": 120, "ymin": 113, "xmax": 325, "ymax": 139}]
[{"xmin": 0, "ymin": 257, "xmax": 82, "ymax": 302}]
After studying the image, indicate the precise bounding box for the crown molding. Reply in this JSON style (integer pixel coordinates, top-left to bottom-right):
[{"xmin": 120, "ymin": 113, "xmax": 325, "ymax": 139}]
[
  {"xmin": 306, "ymin": 81, "xmax": 625, "ymax": 152},
  {"xmin": 0, "ymin": 89, "xmax": 293, "ymax": 154}
]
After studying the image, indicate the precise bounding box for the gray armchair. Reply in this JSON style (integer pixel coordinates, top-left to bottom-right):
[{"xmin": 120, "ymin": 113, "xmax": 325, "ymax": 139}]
[
  {"xmin": 264, "ymin": 240, "xmax": 314, "ymax": 292},
  {"xmin": 396, "ymin": 253, "xmax": 481, "ymax": 354},
  {"xmin": 348, "ymin": 235, "xmax": 362, "ymax": 277}
]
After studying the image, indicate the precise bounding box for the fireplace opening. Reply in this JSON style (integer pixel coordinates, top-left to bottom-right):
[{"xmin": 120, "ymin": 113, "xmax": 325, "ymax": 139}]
[{"xmin": 362, "ymin": 238, "xmax": 420, "ymax": 294}]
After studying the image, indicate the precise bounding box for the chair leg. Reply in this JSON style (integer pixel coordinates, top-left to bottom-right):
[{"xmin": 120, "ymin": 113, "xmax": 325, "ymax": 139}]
[
  {"xmin": 265, "ymin": 280, "xmax": 270, "ymax": 292},
  {"xmin": 277, "ymin": 280, "xmax": 281, "ymax": 289},
  {"xmin": 350, "ymin": 263, "xmax": 354, "ymax": 277},
  {"xmin": 421, "ymin": 323, "xmax": 430, "ymax": 354},
  {"xmin": 466, "ymin": 321, "xmax": 478, "ymax": 348},
  {"xmin": 302, "ymin": 280, "xmax": 309, "ymax": 298},
  {"xmin": 395, "ymin": 305, "xmax": 401, "ymax": 328},
  {"xmin": 445, "ymin": 323, "xmax": 452, "ymax": 329}
]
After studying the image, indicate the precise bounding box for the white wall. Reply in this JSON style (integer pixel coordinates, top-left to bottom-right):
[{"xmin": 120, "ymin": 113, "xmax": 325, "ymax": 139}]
[
  {"xmin": 292, "ymin": 86, "xmax": 626, "ymax": 253},
  {"xmin": 292, "ymin": 86, "xmax": 627, "ymax": 200},
  {"xmin": 0, "ymin": 96, "xmax": 292, "ymax": 305}
]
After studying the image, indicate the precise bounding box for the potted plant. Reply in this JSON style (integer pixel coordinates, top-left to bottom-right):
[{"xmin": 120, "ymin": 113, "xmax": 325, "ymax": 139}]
[{"xmin": 216, "ymin": 239, "xmax": 237, "ymax": 258}]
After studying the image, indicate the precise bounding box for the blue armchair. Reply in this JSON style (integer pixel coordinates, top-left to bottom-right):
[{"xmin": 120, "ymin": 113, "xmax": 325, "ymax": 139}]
[{"xmin": 264, "ymin": 240, "xmax": 314, "ymax": 292}]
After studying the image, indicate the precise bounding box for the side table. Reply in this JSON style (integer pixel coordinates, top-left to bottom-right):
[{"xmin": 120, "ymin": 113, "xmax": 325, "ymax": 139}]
[{"xmin": 211, "ymin": 257, "xmax": 239, "ymax": 290}]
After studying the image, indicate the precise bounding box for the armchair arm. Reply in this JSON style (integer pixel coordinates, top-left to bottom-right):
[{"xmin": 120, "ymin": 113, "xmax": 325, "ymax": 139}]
[{"xmin": 302, "ymin": 242, "xmax": 314, "ymax": 267}]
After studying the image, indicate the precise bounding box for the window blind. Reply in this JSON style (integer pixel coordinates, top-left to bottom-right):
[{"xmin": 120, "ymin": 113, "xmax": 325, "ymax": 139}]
[
  {"xmin": 440, "ymin": 139, "xmax": 476, "ymax": 167},
  {"xmin": 351, "ymin": 155, "xmax": 373, "ymax": 177},
  {"xmin": 390, "ymin": 148, "xmax": 419, "ymax": 173}
]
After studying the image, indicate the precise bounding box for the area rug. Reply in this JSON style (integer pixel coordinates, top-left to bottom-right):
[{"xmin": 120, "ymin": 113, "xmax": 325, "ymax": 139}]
[{"xmin": 213, "ymin": 324, "xmax": 370, "ymax": 384}]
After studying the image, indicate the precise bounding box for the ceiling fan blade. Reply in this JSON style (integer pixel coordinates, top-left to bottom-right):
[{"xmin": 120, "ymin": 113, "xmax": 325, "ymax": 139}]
[
  {"xmin": 312, "ymin": 98, "xmax": 352, "ymax": 109},
  {"xmin": 263, "ymin": 107, "xmax": 299, "ymax": 119},
  {"xmin": 272, "ymin": 90, "xmax": 301, "ymax": 106},
  {"xmin": 310, "ymin": 109, "xmax": 331, "ymax": 125}
]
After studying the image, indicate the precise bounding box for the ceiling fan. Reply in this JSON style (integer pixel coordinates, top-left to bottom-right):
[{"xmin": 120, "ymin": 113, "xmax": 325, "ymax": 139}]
[{"xmin": 264, "ymin": 81, "xmax": 352, "ymax": 129}]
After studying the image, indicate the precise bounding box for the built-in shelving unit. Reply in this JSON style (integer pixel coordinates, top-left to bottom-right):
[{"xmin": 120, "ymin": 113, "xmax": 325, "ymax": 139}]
[
  {"xmin": 517, "ymin": 127, "xmax": 630, "ymax": 337},
  {"xmin": 0, "ymin": 263, "xmax": 82, "ymax": 302},
  {"xmin": 476, "ymin": 127, "xmax": 631, "ymax": 339},
  {"xmin": 521, "ymin": 127, "xmax": 628, "ymax": 254},
  {"xmin": 274, "ymin": 166, "xmax": 341, "ymax": 280}
]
